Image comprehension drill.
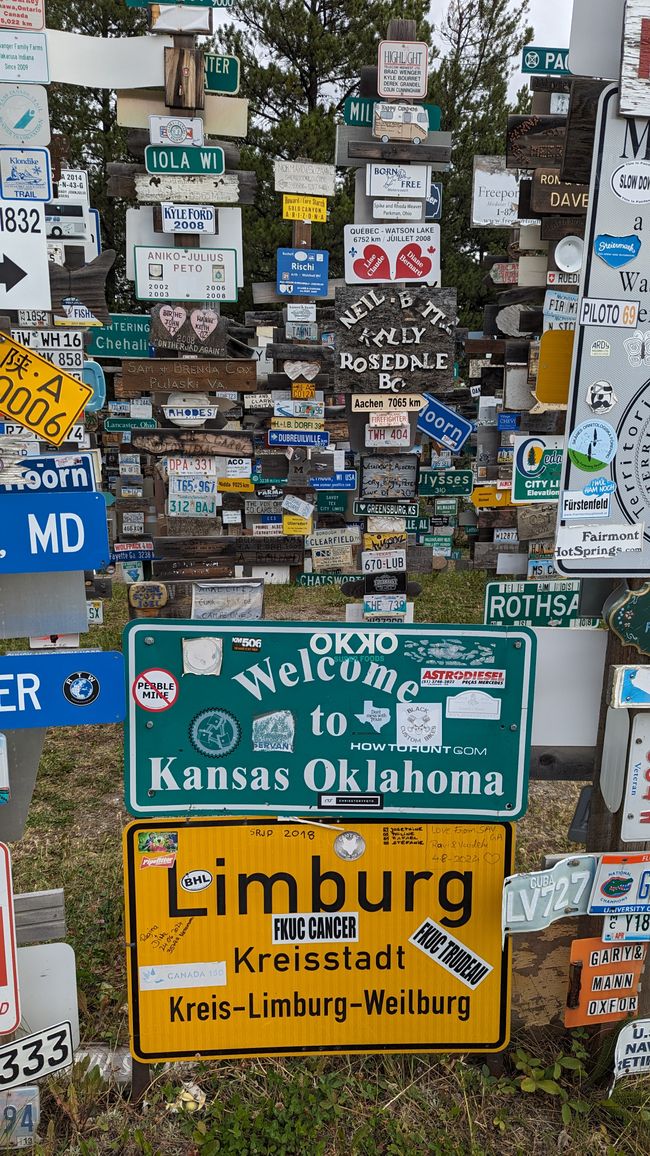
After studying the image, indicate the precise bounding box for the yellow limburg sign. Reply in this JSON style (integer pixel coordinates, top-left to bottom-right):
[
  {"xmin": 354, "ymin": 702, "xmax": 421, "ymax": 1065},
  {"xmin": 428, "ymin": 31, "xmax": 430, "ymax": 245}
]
[
  {"xmin": 282, "ymin": 194, "xmax": 328, "ymax": 223},
  {"xmin": 0, "ymin": 331, "xmax": 92, "ymax": 446},
  {"xmin": 124, "ymin": 818, "xmax": 513, "ymax": 1061}
]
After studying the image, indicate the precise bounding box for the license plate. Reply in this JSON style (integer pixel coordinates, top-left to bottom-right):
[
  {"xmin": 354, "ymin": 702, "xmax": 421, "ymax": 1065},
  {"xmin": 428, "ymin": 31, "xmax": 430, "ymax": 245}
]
[
  {"xmin": 0, "ymin": 1023, "xmax": 73, "ymax": 1093},
  {"xmin": 503, "ymin": 856, "xmax": 597, "ymax": 934},
  {"xmin": 0, "ymin": 1087, "xmax": 39, "ymax": 1147},
  {"xmin": 602, "ymin": 912, "xmax": 650, "ymax": 942},
  {"xmin": 86, "ymin": 600, "xmax": 103, "ymax": 625}
]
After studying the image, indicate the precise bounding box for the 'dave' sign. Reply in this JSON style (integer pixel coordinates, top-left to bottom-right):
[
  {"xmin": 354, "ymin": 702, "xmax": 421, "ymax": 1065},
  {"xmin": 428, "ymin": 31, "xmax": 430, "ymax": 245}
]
[
  {"xmin": 124, "ymin": 621, "xmax": 535, "ymax": 820},
  {"xmin": 123, "ymin": 817, "xmax": 513, "ymax": 1060}
]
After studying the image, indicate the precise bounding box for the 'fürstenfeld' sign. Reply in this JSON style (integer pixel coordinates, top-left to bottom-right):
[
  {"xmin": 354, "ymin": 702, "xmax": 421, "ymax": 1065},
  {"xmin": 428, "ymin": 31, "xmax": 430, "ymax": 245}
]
[{"xmin": 124, "ymin": 621, "xmax": 535, "ymax": 820}]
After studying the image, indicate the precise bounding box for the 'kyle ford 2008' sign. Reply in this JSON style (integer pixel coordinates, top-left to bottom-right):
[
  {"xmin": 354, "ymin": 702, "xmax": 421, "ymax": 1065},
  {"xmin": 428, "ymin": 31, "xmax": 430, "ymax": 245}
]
[{"xmin": 124, "ymin": 621, "xmax": 535, "ymax": 820}]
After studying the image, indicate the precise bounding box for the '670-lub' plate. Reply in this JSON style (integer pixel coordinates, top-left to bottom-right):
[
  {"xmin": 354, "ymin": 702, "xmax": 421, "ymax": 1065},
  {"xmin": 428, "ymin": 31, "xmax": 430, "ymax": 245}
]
[{"xmin": 124, "ymin": 620, "xmax": 535, "ymax": 820}]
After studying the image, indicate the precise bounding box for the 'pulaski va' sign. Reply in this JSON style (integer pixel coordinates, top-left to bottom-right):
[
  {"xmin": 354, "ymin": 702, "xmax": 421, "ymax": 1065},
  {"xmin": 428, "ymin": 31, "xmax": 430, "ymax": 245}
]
[{"xmin": 124, "ymin": 818, "xmax": 513, "ymax": 1060}]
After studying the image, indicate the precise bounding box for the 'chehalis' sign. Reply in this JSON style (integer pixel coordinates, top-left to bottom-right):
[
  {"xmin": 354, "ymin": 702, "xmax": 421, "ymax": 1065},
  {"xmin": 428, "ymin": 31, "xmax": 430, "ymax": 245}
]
[
  {"xmin": 124, "ymin": 621, "xmax": 535, "ymax": 820},
  {"xmin": 124, "ymin": 817, "xmax": 513, "ymax": 1060},
  {"xmin": 335, "ymin": 286, "xmax": 457, "ymax": 394}
]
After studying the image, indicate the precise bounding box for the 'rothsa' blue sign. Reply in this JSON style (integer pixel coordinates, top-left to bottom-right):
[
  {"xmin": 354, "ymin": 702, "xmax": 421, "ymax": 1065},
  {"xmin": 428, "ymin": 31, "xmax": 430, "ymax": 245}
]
[
  {"xmin": 0, "ymin": 492, "xmax": 109, "ymax": 574},
  {"xmin": 0, "ymin": 650, "xmax": 125, "ymax": 729}
]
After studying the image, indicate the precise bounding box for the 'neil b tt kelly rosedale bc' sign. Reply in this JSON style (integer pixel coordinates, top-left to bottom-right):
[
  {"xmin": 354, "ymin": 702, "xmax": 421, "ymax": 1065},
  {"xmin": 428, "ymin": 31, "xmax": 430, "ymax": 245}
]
[{"xmin": 124, "ymin": 621, "xmax": 535, "ymax": 820}]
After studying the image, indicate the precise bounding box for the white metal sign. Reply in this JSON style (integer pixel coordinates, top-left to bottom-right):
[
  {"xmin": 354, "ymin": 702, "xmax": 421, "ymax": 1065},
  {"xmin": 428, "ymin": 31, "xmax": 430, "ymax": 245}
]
[
  {"xmin": 612, "ymin": 1017, "xmax": 650, "ymax": 1086},
  {"xmin": 377, "ymin": 40, "xmax": 428, "ymax": 99},
  {"xmin": 589, "ymin": 853, "xmax": 650, "ymax": 914},
  {"xmin": 11, "ymin": 328, "xmax": 83, "ymax": 379},
  {"xmin": 133, "ymin": 245, "xmax": 237, "ymax": 303},
  {"xmin": 366, "ymin": 163, "xmax": 430, "ymax": 199},
  {"xmin": 602, "ymin": 912, "xmax": 650, "ymax": 941},
  {"xmin": 502, "ymin": 855, "xmax": 598, "ymax": 935},
  {"xmin": 0, "ymin": 197, "xmax": 49, "ymax": 308},
  {"xmin": 361, "ymin": 548, "xmax": 407, "ymax": 572},
  {"xmin": 622, "ymin": 713, "xmax": 650, "ymax": 842},
  {"xmin": 149, "ymin": 115, "xmax": 204, "ymax": 147},
  {"xmin": 0, "ymin": 146, "xmax": 50, "ymax": 200},
  {"xmin": 373, "ymin": 199, "xmax": 423, "ymax": 221},
  {"xmin": 0, "ymin": 844, "xmax": 19, "ymax": 1035},
  {"xmin": 0, "ymin": 0, "xmax": 44, "ymax": 33},
  {"xmin": 56, "ymin": 169, "xmax": 88, "ymax": 202},
  {"xmin": 273, "ymin": 160, "xmax": 336, "ymax": 198},
  {"xmin": 471, "ymin": 156, "xmax": 520, "ymax": 228},
  {"xmin": 0, "ymin": 84, "xmax": 49, "ymax": 145},
  {"xmin": 0, "ymin": 32, "xmax": 48, "ymax": 84},
  {"xmin": 0, "ymin": 1022, "xmax": 73, "ymax": 1091},
  {"xmin": 160, "ymin": 202, "xmax": 216, "ymax": 234},
  {"xmin": 343, "ymin": 223, "xmax": 440, "ymax": 284}
]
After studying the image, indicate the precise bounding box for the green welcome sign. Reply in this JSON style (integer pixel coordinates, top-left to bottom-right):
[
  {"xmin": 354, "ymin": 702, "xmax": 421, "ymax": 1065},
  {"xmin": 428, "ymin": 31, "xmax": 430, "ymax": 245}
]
[
  {"xmin": 124, "ymin": 621, "xmax": 535, "ymax": 821},
  {"xmin": 419, "ymin": 470, "xmax": 473, "ymax": 497}
]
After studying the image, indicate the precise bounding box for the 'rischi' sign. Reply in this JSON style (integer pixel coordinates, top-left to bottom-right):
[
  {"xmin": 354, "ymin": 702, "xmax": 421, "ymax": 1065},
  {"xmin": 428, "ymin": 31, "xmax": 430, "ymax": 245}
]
[
  {"xmin": 124, "ymin": 621, "xmax": 535, "ymax": 820},
  {"xmin": 335, "ymin": 285, "xmax": 457, "ymax": 394}
]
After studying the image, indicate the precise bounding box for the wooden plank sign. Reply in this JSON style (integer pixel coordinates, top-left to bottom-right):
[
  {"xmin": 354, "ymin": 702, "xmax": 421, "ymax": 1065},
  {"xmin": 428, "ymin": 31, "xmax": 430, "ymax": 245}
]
[
  {"xmin": 117, "ymin": 358, "xmax": 258, "ymax": 396},
  {"xmin": 117, "ymin": 90, "xmax": 248, "ymax": 138},
  {"xmin": 129, "ymin": 429, "xmax": 253, "ymax": 456},
  {"xmin": 164, "ymin": 46, "xmax": 204, "ymax": 110},
  {"xmin": 620, "ymin": 0, "xmax": 650, "ymax": 116},
  {"xmin": 135, "ymin": 174, "xmax": 240, "ymax": 205},
  {"xmin": 335, "ymin": 285, "xmax": 456, "ymax": 394},
  {"xmin": 506, "ymin": 115, "xmax": 566, "ymax": 169},
  {"xmin": 530, "ymin": 168, "xmax": 589, "ymax": 213},
  {"xmin": 49, "ymin": 250, "xmax": 115, "ymax": 327},
  {"xmin": 560, "ymin": 79, "xmax": 609, "ymax": 184},
  {"xmin": 149, "ymin": 303, "xmax": 228, "ymax": 355}
]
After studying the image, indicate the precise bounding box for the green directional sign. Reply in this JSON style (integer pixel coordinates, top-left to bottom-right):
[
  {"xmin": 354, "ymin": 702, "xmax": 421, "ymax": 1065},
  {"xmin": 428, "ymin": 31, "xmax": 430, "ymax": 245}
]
[
  {"xmin": 419, "ymin": 470, "xmax": 473, "ymax": 497},
  {"xmin": 521, "ymin": 46, "xmax": 570, "ymax": 75},
  {"xmin": 144, "ymin": 145, "xmax": 225, "ymax": 176},
  {"xmin": 204, "ymin": 53, "xmax": 240, "ymax": 95},
  {"xmin": 484, "ymin": 580, "xmax": 583, "ymax": 627},
  {"xmin": 85, "ymin": 314, "xmax": 151, "ymax": 359},
  {"xmin": 316, "ymin": 491, "xmax": 348, "ymax": 514},
  {"xmin": 124, "ymin": 620, "xmax": 535, "ymax": 821},
  {"xmin": 104, "ymin": 417, "xmax": 157, "ymax": 432},
  {"xmin": 343, "ymin": 96, "xmax": 441, "ymax": 131}
]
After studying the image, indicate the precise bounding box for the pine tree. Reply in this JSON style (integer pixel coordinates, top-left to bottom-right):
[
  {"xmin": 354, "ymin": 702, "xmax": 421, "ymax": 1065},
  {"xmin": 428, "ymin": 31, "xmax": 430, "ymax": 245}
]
[
  {"xmin": 44, "ymin": 0, "xmax": 147, "ymax": 307},
  {"xmin": 216, "ymin": 1, "xmax": 432, "ymax": 302},
  {"xmin": 428, "ymin": 0, "xmax": 533, "ymax": 327}
]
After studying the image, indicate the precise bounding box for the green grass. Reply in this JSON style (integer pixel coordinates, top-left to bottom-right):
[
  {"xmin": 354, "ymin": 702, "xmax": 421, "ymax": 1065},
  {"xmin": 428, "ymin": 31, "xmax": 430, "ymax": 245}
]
[{"xmin": 3, "ymin": 575, "xmax": 649, "ymax": 1154}]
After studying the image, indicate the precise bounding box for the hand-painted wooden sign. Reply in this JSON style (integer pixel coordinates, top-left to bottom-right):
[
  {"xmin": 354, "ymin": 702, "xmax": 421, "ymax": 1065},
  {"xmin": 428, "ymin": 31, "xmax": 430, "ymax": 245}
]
[
  {"xmin": 149, "ymin": 303, "xmax": 228, "ymax": 355},
  {"xmin": 117, "ymin": 358, "xmax": 257, "ymax": 396},
  {"xmin": 506, "ymin": 116, "xmax": 566, "ymax": 169},
  {"xmin": 129, "ymin": 429, "xmax": 253, "ymax": 457},
  {"xmin": 620, "ymin": 0, "xmax": 650, "ymax": 116},
  {"xmin": 530, "ymin": 169, "xmax": 589, "ymax": 213},
  {"xmin": 335, "ymin": 285, "xmax": 456, "ymax": 394},
  {"xmin": 135, "ymin": 173, "xmax": 240, "ymax": 204},
  {"xmin": 360, "ymin": 453, "xmax": 418, "ymax": 499}
]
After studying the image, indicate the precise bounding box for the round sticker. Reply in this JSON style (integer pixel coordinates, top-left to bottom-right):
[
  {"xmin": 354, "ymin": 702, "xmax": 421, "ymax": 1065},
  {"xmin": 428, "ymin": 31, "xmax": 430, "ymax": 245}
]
[
  {"xmin": 189, "ymin": 708, "xmax": 241, "ymax": 756},
  {"xmin": 133, "ymin": 669, "xmax": 179, "ymax": 712},
  {"xmin": 567, "ymin": 420, "xmax": 618, "ymax": 472},
  {"xmin": 585, "ymin": 381, "xmax": 617, "ymax": 415},
  {"xmin": 63, "ymin": 671, "xmax": 100, "ymax": 706},
  {"xmin": 614, "ymin": 388, "xmax": 650, "ymax": 530}
]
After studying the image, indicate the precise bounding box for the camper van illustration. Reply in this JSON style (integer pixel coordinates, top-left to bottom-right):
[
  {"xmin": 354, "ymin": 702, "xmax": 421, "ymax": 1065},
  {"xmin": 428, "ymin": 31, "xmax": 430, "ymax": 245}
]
[{"xmin": 373, "ymin": 102, "xmax": 429, "ymax": 145}]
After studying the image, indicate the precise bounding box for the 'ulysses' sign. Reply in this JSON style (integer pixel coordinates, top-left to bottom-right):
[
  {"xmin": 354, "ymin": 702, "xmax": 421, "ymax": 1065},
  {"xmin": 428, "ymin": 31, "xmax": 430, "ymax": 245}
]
[{"xmin": 124, "ymin": 621, "xmax": 535, "ymax": 820}]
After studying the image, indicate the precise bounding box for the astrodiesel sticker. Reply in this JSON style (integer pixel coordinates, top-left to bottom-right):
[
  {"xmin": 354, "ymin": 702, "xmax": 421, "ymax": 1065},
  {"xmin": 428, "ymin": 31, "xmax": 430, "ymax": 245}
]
[{"xmin": 567, "ymin": 420, "xmax": 618, "ymax": 472}]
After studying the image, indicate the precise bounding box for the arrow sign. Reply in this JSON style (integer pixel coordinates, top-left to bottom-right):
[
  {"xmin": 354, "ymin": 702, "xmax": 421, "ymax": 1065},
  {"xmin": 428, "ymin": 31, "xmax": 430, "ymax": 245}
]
[
  {"xmin": 0, "ymin": 253, "xmax": 26, "ymax": 292},
  {"xmin": 0, "ymin": 198, "xmax": 49, "ymax": 309}
]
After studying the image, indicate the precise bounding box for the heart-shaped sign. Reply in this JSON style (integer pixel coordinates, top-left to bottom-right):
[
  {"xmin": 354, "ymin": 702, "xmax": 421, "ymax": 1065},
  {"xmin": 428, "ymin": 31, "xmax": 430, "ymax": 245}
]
[
  {"xmin": 395, "ymin": 243, "xmax": 433, "ymax": 281},
  {"xmin": 283, "ymin": 360, "xmax": 321, "ymax": 381},
  {"xmin": 190, "ymin": 308, "xmax": 220, "ymax": 341},
  {"xmin": 158, "ymin": 305, "xmax": 186, "ymax": 336},
  {"xmin": 594, "ymin": 233, "xmax": 641, "ymax": 269},
  {"xmin": 353, "ymin": 243, "xmax": 390, "ymax": 280}
]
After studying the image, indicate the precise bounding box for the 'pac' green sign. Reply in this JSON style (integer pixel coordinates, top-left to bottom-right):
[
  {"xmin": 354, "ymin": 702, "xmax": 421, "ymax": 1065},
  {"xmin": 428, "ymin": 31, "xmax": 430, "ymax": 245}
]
[{"xmin": 124, "ymin": 621, "xmax": 535, "ymax": 820}]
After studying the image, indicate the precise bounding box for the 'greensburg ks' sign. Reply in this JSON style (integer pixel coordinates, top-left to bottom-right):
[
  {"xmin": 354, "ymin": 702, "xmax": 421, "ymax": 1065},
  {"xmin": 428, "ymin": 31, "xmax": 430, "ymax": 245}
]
[{"xmin": 124, "ymin": 622, "xmax": 535, "ymax": 820}]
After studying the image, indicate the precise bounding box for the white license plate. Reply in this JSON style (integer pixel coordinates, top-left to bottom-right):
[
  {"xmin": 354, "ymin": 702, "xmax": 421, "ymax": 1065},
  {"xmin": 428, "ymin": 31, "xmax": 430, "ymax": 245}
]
[
  {"xmin": 0, "ymin": 1022, "xmax": 73, "ymax": 1093},
  {"xmin": 602, "ymin": 912, "xmax": 650, "ymax": 942},
  {"xmin": 0, "ymin": 1087, "xmax": 39, "ymax": 1148}
]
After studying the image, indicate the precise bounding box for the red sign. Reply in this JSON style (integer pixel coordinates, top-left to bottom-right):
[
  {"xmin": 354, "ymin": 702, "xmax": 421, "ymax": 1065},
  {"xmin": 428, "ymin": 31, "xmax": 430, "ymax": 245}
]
[{"xmin": 0, "ymin": 844, "xmax": 19, "ymax": 1035}]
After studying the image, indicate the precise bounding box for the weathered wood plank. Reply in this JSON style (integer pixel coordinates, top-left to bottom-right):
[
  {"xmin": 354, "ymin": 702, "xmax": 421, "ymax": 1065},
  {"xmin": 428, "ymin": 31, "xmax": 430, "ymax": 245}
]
[
  {"xmin": 129, "ymin": 428, "xmax": 253, "ymax": 456},
  {"xmin": 506, "ymin": 115, "xmax": 566, "ymax": 169},
  {"xmin": 347, "ymin": 137, "xmax": 452, "ymax": 165},
  {"xmin": 117, "ymin": 358, "xmax": 258, "ymax": 395}
]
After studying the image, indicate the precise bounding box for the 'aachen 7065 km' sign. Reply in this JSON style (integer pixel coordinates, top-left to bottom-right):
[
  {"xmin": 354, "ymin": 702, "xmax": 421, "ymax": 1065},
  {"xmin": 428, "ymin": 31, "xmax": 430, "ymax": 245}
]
[
  {"xmin": 124, "ymin": 621, "xmax": 535, "ymax": 820},
  {"xmin": 124, "ymin": 818, "xmax": 513, "ymax": 1060}
]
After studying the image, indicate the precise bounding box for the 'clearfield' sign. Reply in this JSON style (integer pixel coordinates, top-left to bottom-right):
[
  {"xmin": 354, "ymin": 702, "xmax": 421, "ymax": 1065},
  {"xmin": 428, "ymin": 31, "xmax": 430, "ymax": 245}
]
[
  {"xmin": 124, "ymin": 621, "xmax": 535, "ymax": 820},
  {"xmin": 124, "ymin": 818, "xmax": 513, "ymax": 1060}
]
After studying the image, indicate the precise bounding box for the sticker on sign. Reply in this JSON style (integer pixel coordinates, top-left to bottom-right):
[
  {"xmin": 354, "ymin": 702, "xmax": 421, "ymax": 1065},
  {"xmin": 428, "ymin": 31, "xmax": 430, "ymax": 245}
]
[
  {"xmin": 579, "ymin": 297, "xmax": 639, "ymax": 328},
  {"xmin": 132, "ymin": 669, "xmax": 179, "ymax": 712}
]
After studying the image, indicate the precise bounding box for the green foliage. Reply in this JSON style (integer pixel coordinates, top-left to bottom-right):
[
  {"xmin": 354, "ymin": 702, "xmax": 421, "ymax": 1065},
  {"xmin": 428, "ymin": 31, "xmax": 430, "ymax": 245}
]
[{"xmin": 508, "ymin": 1032, "xmax": 591, "ymax": 1125}]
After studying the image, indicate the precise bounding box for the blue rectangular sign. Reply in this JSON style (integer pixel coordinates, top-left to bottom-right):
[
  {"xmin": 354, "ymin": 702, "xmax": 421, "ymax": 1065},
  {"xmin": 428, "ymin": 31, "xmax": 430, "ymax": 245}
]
[
  {"xmin": 0, "ymin": 650, "xmax": 124, "ymax": 728},
  {"xmin": 426, "ymin": 182, "xmax": 442, "ymax": 221},
  {"xmin": 0, "ymin": 454, "xmax": 96, "ymax": 495},
  {"xmin": 276, "ymin": 248, "xmax": 329, "ymax": 298},
  {"xmin": 310, "ymin": 471, "xmax": 357, "ymax": 490},
  {"xmin": 0, "ymin": 493, "xmax": 109, "ymax": 574},
  {"xmin": 416, "ymin": 394, "xmax": 473, "ymax": 452},
  {"xmin": 497, "ymin": 413, "xmax": 521, "ymax": 431},
  {"xmin": 268, "ymin": 430, "xmax": 330, "ymax": 448}
]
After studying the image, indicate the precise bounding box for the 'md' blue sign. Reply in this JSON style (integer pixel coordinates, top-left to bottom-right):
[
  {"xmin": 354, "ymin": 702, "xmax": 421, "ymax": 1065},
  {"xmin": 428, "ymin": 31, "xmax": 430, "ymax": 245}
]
[
  {"xmin": 0, "ymin": 454, "xmax": 96, "ymax": 495},
  {"xmin": 311, "ymin": 471, "xmax": 358, "ymax": 490},
  {"xmin": 0, "ymin": 650, "xmax": 125, "ymax": 729},
  {"xmin": 417, "ymin": 394, "xmax": 473, "ymax": 453},
  {"xmin": 0, "ymin": 492, "xmax": 109, "ymax": 574},
  {"xmin": 276, "ymin": 248, "xmax": 329, "ymax": 298}
]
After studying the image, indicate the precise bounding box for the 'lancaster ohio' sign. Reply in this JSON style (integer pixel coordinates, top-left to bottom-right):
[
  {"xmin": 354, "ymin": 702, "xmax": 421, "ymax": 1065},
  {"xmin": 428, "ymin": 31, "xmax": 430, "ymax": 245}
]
[
  {"xmin": 124, "ymin": 621, "xmax": 535, "ymax": 820},
  {"xmin": 335, "ymin": 285, "xmax": 457, "ymax": 394}
]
